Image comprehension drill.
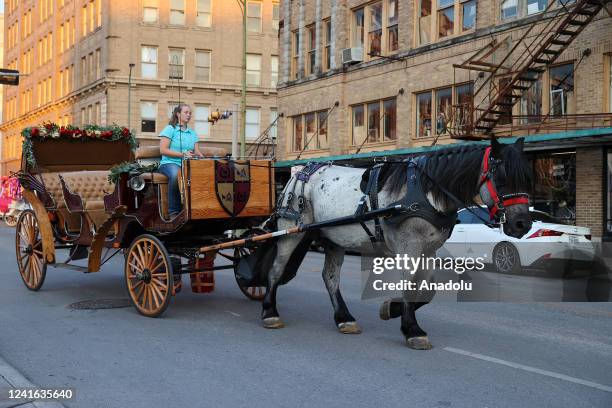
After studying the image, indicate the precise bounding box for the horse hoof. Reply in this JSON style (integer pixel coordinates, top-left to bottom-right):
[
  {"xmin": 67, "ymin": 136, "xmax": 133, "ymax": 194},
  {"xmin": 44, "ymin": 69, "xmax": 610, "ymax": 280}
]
[
  {"xmin": 338, "ymin": 321, "xmax": 362, "ymax": 334},
  {"xmin": 262, "ymin": 317, "xmax": 285, "ymax": 329},
  {"xmin": 406, "ymin": 336, "xmax": 433, "ymax": 350}
]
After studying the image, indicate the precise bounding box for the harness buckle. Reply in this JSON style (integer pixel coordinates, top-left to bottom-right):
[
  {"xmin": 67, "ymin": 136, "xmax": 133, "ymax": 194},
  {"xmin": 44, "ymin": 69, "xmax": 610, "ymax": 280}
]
[{"xmin": 298, "ymin": 195, "xmax": 305, "ymax": 211}]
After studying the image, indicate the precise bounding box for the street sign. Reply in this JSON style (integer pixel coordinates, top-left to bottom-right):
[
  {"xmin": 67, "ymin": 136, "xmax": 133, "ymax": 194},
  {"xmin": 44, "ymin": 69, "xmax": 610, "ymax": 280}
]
[{"xmin": 0, "ymin": 69, "xmax": 20, "ymax": 86}]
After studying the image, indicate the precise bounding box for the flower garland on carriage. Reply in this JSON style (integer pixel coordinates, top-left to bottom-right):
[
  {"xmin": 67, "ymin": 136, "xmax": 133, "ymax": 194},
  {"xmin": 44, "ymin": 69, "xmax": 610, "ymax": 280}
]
[{"xmin": 21, "ymin": 123, "xmax": 139, "ymax": 169}]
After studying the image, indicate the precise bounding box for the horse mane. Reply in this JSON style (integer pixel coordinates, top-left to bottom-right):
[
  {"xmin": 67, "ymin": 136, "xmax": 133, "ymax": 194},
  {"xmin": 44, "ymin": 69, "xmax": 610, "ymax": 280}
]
[{"xmin": 380, "ymin": 142, "xmax": 532, "ymax": 209}]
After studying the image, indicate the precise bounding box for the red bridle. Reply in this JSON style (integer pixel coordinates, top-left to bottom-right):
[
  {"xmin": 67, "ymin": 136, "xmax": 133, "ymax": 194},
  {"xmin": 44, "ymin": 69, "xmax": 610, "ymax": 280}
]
[{"xmin": 480, "ymin": 146, "xmax": 529, "ymax": 222}]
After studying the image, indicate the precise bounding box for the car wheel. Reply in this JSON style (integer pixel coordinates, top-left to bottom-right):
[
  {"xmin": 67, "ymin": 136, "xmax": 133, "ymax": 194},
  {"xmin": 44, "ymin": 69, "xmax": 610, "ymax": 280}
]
[{"xmin": 492, "ymin": 242, "xmax": 521, "ymax": 274}]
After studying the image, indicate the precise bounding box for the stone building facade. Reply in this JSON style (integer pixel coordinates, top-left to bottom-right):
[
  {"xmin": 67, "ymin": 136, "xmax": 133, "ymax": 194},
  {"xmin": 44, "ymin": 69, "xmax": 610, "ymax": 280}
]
[
  {"xmin": 277, "ymin": 0, "xmax": 612, "ymax": 239},
  {"xmin": 1, "ymin": 0, "xmax": 280, "ymax": 174}
]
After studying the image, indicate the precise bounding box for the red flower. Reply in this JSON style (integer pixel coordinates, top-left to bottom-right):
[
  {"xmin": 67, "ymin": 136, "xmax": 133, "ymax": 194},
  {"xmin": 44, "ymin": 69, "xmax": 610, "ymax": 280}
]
[
  {"xmin": 121, "ymin": 127, "xmax": 130, "ymax": 138},
  {"xmin": 101, "ymin": 131, "xmax": 113, "ymax": 139},
  {"xmin": 30, "ymin": 128, "xmax": 40, "ymax": 137},
  {"xmin": 44, "ymin": 123, "xmax": 55, "ymax": 131}
]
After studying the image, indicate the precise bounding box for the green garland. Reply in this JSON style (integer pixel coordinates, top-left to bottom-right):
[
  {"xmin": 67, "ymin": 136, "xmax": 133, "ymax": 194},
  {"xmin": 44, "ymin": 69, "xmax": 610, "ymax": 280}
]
[
  {"xmin": 108, "ymin": 161, "xmax": 159, "ymax": 184},
  {"xmin": 21, "ymin": 122, "xmax": 139, "ymax": 168}
]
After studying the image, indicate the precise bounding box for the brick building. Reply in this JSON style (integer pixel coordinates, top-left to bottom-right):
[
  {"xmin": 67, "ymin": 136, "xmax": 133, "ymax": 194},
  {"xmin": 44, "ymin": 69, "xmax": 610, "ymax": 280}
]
[
  {"xmin": 1, "ymin": 0, "xmax": 280, "ymax": 175},
  {"xmin": 276, "ymin": 0, "xmax": 612, "ymax": 240}
]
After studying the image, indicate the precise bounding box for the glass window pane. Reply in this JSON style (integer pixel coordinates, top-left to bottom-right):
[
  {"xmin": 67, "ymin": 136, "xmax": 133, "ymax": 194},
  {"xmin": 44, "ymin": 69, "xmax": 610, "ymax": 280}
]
[
  {"xmin": 304, "ymin": 113, "xmax": 316, "ymax": 150},
  {"xmin": 352, "ymin": 105, "xmax": 365, "ymax": 145},
  {"xmin": 436, "ymin": 87, "xmax": 452, "ymax": 134},
  {"xmin": 550, "ymin": 63, "xmax": 574, "ymax": 116},
  {"xmin": 368, "ymin": 3, "xmax": 382, "ymax": 55},
  {"xmin": 438, "ymin": 0, "xmax": 454, "ymax": 8},
  {"xmin": 527, "ymin": 0, "xmax": 547, "ymax": 14},
  {"xmin": 383, "ymin": 99, "xmax": 396, "ymax": 140},
  {"xmin": 353, "ymin": 8, "xmax": 364, "ymax": 48},
  {"xmin": 317, "ymin": 111, "xmax": 328, "ymax": 149},
  {"xmin": 294, "ymin": 117, "xmax": 303, "ymax": 151},
  {"xmin": 367, "ymin": 101, "xmax": 380, "ymax": 142},
  {"xmin": 143, "ymin": 8, "xmax": 157, "ymax": 23},
  {"xmin": 194, "ymin": 105, "xmax": 210, "ymax": 137},
  {"xmin": 438, "ymin": 7, "xmax": 454, "ymax": 38},
  {"xmin": 455, "ymin": 83, "xmax": 473, "ymax": 128},
  {"xmin": 419, "ymin": 0, "xmax": 432, "ymax": 44},
  {"xmin": 416, "ymin": 92, "xmax": 432, "ymax": 137},
  {"xmin": 246, "ymin": 109, "xmax": 260, "ymax": 139},
  {"xmin": 462, "ymin": 0, "xmax": 476, "ymax": 31},
  {"xmin": 501, "ymin": 0, "xmax": 517, "ymax": 19},
  {"xmin": 269, "ymin": 109, "xmax": 278, "ymax": 140},
  {"xmin": 388, "ymin": 0, "xmax": 398, "ymax": 25}
]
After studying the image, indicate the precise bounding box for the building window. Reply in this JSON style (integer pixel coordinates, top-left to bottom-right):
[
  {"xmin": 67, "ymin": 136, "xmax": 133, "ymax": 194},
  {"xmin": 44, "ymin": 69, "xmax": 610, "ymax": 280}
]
[
  {"xmin": 95, "ymin": 49, "xmax": 101, "ymax": 80},
  {"xmin": 352, "ymin": 105, "xmax": 365, "ymax": 145},
  {"xmin": 246, "ymin": 108, "xmax": 260, "ymax": 140},
  {"xmin": 292, "ymin": 111, "xmax": 329, "ymax": 151},
  {"xmin": 416, "ymin": 91, "xmax": 433, "ymax": 137},
  {"xmin": 169, "ymin": 48, "xmax": 185, "ymax": 79},
  {"xmin": 502, "ymin": 0, "xmax": 548, "ymax": 20},
  {"xmin": 609, "ymin": 55, "xmax": 612, "ymax": 112},
  {"xmin": 455, "ymin": 82, "xmax": 473, "ymax": 129},
  {"xmin": 272, "ymin": 2, "xmax": 280, "ymax": 31},
  {"xmin": 418, "ymin": 0, "xmax": 476, "ymax": 44},
  {"xmin": 435, "ymin": 87, "xmax": 452, "ymax": 134},
  {"xmin": 141, "ymin": 46, "xmax": 157, "ymax": 79},
  {"xmin": 307, "ymin": 25, "xmax": 316, "ymax": 75},
  {"xmin": 194, "ymin": 105, "xmax": 210, "ymax": 138},
  {"xmin": 383, "ymin": 98, "xmax": 397, "ymax": 140},
  {"xmin": 462, "ymin": 0, "xmax": 476, "ymax": 31},
  {"xmin": 197, "ymin": 0, "xmax": 211, "ymax": 28},
  {"xmin": 94, "ymin": 102, "xmax": 101, "ymax": 124},
  {"xmin": 323, "ymin": 20, "xmax": 331, "ymax": 71},
  {"xmin": 388, "ymin": 0, "xmax": 399, "ymax": 52},
  {"xmin": 195, "ymin": 50, "xmax": 211, "ymax": 82},
  {"xmin": 81, "ymin": 56, "xmax": 87, "ymax": 85},
  {"xmin": 271, "ymin": 56, "xmax": 278, "ymax": 88},
  {"xmin": 269, "ymin": 109, "xmax": 278, "ymax": 140},
  {"xmin": 292, "ymin": 31, "xmax": 300, "ymax": 79},
  {"xmin": 143, "ymin": 0, "xmax": 159, "ymax": 23},
  {"xmin": 247, "ymin": 1, "xmax": 262, "ymax": 33},
  {"xmin": 520, "ymin": 72, "xmax": 542, "ymax": 123},
  {"xmin": 550, "ymin": 63, "xmax": 574, "ymax": 116},
  {"xmin": 368, "ymin": 2, "xmax": 383, "ymax": 55},
  {"xmin": 170, "ymin": 0, "xmax": 185, "ymax": 25},
  {"xmin": 96, "ymin": 0, "xmax": 102, "ymax": 28},
  {"xmin": 82, "ymin": 5, "xmax": 88, "ymax": 36},
  {"xmin": 246, "ymin": 54, "xmax": 262, "ymax": 86},
  {"xmin": 141, "ymin": 102, "xmax": 157, "ymax": 133},
  {"xmin": 352, "ymin": 8, "xmax": 365, "ymax": 50}
]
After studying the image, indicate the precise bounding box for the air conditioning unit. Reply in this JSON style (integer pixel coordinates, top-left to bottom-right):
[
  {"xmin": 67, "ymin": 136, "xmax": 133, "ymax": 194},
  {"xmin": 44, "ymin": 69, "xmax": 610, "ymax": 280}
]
[{"xmin": 342, "ymin": 47, "xmax": 363, "ymax": 65}]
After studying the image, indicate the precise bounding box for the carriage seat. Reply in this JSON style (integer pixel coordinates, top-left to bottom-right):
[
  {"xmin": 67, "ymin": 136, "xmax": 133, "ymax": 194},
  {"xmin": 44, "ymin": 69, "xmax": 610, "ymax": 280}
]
[
  {"xmin": 40, "ymin": 171, "xmax": 113, "ymax": 228},
  {"xmin": 135, "ymin": 145, "xmax": 229, "ymax": 169}
]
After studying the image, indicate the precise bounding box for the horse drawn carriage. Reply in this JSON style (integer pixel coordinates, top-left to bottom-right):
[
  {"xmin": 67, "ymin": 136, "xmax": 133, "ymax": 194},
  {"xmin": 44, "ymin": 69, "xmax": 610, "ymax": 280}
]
[{"xmin": 15, "ymin": 124, "xmax": 275, "ymax": 317}]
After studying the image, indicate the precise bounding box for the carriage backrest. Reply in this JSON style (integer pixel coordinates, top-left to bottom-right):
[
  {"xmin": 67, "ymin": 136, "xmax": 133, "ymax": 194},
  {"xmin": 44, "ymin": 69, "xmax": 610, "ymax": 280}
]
[
  {"xmin": 40, "ymin": 171, "xmax": 113, "ymax": 209},
  {"xmin": 24, "ymin": 138, "xmax": 134, "ymax": 173}
]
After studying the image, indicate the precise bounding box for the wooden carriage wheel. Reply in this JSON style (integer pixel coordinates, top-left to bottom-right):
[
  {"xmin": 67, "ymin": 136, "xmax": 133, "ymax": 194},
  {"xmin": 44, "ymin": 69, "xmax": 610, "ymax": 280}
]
[
  {"xmin": 15, "ymin": 210, "xmax": 47, "ymax": 291},
  {"xmin": 233, "ymin": 229, "xmax": 267, "ymax": 301},
  {"xmin": 125, "ymin": 234, "xmax": 173, "ymax": 317}
]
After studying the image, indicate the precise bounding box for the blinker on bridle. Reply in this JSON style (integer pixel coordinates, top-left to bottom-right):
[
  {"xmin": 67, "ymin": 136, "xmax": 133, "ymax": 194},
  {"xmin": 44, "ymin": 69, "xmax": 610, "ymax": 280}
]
[{"xmin": 479, "ymin": 146, "xmax": 529, "ymax": 224}]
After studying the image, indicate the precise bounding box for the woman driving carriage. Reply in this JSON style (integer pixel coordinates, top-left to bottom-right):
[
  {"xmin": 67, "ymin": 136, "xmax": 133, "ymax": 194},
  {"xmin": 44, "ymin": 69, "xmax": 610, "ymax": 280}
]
[{"xmin": 159, "ymin": 103, "xmax": 204, "ymax": 218}]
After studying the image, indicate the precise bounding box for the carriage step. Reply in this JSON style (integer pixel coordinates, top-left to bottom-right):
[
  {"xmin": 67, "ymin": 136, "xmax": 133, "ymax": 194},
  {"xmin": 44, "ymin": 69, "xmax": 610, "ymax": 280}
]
[{"xmin": 51, "ymin": 263, "xmax": 90, "ymax": 273}]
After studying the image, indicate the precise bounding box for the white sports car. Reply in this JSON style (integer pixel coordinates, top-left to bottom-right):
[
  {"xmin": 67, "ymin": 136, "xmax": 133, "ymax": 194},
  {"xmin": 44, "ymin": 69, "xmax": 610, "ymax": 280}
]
[{"xmin": 442, "ymin": 206, "xmax": 595, "ymax": 276}]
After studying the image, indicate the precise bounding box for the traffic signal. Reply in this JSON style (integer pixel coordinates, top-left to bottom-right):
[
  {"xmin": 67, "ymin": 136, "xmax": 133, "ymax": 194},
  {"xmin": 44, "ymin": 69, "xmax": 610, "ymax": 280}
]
[
  {"xmin": 0, "ymin": 69, "xmax": 20, "ymax": 86},
  {"xmin": 208, "ymin": 109, "xmax": 232, "ymax": 125}
]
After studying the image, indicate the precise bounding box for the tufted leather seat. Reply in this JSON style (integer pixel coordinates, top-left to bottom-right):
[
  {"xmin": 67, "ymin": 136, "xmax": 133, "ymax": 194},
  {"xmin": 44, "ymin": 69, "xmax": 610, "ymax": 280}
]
[{"xmin": 40, "ymin": 171, "xmax": 112, "ymax": 228}]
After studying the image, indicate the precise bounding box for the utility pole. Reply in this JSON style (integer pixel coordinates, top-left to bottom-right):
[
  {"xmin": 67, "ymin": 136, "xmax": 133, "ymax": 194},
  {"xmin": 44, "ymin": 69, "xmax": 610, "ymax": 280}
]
[{"xmin": 236, "ymin": 0, "xmax": 247, "ymax": 158}]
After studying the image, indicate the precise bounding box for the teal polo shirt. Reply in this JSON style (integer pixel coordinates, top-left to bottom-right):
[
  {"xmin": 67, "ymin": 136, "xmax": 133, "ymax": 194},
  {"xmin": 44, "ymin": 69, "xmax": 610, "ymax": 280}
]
[{"xmin": 159, "ymin": 125, "xmax": 199, "ymax": 166}]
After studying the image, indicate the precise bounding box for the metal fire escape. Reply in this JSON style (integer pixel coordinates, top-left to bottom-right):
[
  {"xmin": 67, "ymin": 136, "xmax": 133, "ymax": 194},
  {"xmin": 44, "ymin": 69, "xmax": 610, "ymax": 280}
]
[{"xmin": 449, "ymin": 0, "xmax": 611, "ymax": 140}]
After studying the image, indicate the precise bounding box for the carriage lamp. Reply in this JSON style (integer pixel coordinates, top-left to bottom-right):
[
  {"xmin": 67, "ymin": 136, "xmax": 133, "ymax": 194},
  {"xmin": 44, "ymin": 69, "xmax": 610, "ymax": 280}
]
[
  {"xmin": 208, "ymin": 110, "xmax": 232, "ymax": 125},
  {"xmin": 127, "ymin": 175, "xmax": 146, "ymax": 192}
]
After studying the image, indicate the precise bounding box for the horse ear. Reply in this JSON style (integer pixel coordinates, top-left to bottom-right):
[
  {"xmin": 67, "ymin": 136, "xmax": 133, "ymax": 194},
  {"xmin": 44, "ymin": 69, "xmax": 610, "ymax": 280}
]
[
  {"xmin": 490, "ymin": 136, "xmax": 502, "ymax": 159},
  {"xmin": 514, "ymin": 137, "xmax": 525, "ymax": 151}
]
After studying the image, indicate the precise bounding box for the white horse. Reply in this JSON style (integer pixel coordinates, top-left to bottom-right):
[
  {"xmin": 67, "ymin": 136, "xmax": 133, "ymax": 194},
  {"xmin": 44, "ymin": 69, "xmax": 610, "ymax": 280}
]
[{"xmin": 262, "ymin": 138, "xmax": 532, "ymax": 349}]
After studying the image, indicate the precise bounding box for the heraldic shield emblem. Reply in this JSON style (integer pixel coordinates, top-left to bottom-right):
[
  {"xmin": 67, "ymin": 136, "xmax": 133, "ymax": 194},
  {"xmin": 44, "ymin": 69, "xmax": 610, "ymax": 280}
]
[{"xmin": 215, "ymin": 161, "xmax": 251, "ymax": 216}]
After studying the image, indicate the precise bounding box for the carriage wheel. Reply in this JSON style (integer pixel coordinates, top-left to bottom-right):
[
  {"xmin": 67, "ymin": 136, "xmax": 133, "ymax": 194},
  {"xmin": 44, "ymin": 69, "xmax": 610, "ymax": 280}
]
[
  {"xmin": 233, "ymin": 229, "xmax": 267, "ymax": 301},
  {"xmin": 125, "ymin": 234, "xmax": 173, "ymax": 317},
  {"xmin": 15, "ymin": 210, "xmax": 47, "ymax": 291}
]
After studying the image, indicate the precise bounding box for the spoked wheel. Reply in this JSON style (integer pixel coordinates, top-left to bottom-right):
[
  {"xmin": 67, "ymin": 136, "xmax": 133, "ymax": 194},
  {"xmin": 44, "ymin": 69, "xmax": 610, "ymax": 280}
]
[
  {"xmin": 5, "ymin": 212, "xmax": 19, "ymax": 227},
  {"xmin": 125, "ymin": 234, "xmax": 173, "ymax": 317},
  {"xmin": 15, "ymin": 210, "xmax": 47, "ymax": 291},
  {"xmin": 234, "ymin": 229, "xmax": 267, "ymax": 301}
]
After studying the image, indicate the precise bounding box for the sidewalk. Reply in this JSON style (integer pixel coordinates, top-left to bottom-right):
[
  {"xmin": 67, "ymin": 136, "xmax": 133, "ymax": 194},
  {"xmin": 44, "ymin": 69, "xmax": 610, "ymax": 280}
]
[{"xmin": 0, "ymin": 354, "xmax": 66, "ymax": 408}]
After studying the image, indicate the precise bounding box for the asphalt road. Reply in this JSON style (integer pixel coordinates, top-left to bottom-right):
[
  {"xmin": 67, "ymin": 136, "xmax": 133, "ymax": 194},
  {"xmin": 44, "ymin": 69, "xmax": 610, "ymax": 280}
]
[{"xmin": 0, "ymin": 224, "xmax": 611, "ymax": 408}]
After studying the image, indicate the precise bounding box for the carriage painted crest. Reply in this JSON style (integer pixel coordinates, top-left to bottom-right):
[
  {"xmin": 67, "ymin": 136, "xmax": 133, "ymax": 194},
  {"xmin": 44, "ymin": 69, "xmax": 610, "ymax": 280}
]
[{"xmin": 214, "ymin": 161, "xmax": 251, "ymax": 216}]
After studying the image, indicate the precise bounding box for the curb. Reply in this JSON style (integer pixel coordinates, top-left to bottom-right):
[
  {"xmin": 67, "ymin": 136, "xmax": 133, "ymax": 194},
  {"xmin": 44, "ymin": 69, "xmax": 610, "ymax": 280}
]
[{"xmin": 0, "ymin": 354, "xmax": 66, "ymax": 408}]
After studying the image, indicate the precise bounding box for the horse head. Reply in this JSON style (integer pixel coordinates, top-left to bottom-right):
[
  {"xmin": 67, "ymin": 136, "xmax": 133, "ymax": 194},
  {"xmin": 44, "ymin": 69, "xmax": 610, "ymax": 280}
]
[{"xmin": 479, "ymin": 137, "xmax": 532, "ymax": 238}]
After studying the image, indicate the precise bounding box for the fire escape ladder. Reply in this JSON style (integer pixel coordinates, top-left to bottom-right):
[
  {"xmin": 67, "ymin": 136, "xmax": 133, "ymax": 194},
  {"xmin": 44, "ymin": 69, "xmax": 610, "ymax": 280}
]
[{"xmin": 452, "ymin": 0, "xmax": 607, "ymax": 139}]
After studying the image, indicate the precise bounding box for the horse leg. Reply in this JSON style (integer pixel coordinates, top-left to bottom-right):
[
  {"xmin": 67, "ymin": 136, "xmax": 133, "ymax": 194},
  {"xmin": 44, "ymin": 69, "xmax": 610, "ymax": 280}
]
[
  {"xmin": 321, "ymin": 242, "xmax": 361, "ymax": 334},
  {"xmin": 261, "ymin": 233, "xmax": 305, "ymax": 329},
  {"xmin": 401, "ymin": 302, "xmax": 432, "ymax": 350}
]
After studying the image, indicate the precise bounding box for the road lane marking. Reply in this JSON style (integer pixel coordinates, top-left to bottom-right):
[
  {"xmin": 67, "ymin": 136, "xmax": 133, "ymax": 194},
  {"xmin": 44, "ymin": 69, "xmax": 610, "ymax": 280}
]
[
  {"xmin": 225, "ymin": 311, "xmax": 241, "ymax": 317},
  {"xmin": 444, "ymin": 347, "xmax": 612, "ymax": 393}
]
